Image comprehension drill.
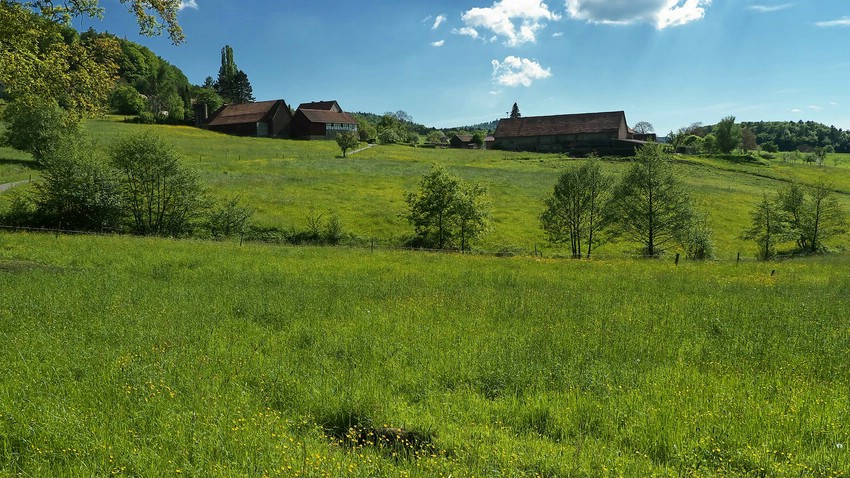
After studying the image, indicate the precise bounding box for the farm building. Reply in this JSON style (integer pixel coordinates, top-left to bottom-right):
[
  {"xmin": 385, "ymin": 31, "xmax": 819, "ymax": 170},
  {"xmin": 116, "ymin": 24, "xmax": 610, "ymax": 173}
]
[
  {"xmin": 492, "ymin": 111, "xmax": 647, "ymax": 156},
  {"xmin": 291, "ymin": 100, "xmax": 358, "ymax": 140},
  {"xmin": 203, "ymin": 100, "xmax": 294, "ymax": 138},
  {"xmin": 449, "ymin": 134, "xmax": 475, "ymax": 149}
]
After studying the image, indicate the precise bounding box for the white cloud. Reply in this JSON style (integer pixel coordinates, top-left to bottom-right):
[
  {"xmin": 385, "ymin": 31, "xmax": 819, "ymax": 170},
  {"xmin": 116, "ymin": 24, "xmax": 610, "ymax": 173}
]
[
  {"xmin": 816, "ymin": 17, "xmax": 850, "ymax": 27},
  {"xmin": 432, "ymin": 15, "xmax": 447, "ymax": 29},
  {"xmin": 431, "ymin": 40, "xmax": 446, "ymax": 47},
  {"xmin": 809, "ymin": 105, "xmax": 824, "ymax": 110},
  {"xmin": 491, "ymin": 56, "xmax": 552, "ymax": 87},
  {"xmin": 748, "ymin": 4, "xmax": 793, "ymax": 13},
  {"xmin": 790, "ymin": 108, "xmax": 802, "ymax": 113},
  {"xmin": 459, "ymin": 0, "xmax": 560, "ymax": 47},
  {"xmin": 178, "ymin": 0, "xmax": 198, "ymax": 11},
  {"xmin": 552, "ymin": 32, "xmax": 563, "ymax": 37},
  {"xmin": 453, "ymin": 26, "xmax": 482, "ymax": 40},
  {"xmin": 566, "ymin": 0, "xmax": 711, "ymax": 29}
]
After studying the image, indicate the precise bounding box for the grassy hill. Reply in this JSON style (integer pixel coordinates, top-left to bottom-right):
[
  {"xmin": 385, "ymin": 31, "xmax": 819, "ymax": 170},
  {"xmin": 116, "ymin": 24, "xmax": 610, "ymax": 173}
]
[
  {"xmin": 2, "ymin": 122, "xmax": 849, "ymax": 475},
  {"xmin": 4, "ymin": 117, "xmax": 848, "ymax": 258}
]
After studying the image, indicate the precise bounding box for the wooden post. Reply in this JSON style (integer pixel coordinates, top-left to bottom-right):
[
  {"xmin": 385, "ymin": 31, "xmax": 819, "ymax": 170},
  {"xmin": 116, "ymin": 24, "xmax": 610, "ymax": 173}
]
[
  {"xmin": 371, "ymin": 238, "xmax": 375, "ymax": 253},
  {"xmin": 737, "ymin": 252, "xmax": 741, "ymax": 264},
  {"xmin": 771, "ymin": 270, "xmax": 776, "ymax": 276},
  {"xmin": 675, "ymin": 253, "xmax": 680, "ymax": 266}
]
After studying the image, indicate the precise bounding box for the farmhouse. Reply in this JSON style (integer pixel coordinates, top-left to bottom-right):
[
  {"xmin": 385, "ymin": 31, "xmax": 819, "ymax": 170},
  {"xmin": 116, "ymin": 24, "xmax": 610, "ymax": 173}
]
[
  {"xmin": 203, "ymin": 100, "xmax": 294, "ymax": 137},
  {"xmin": 492, "ymin": 111, "xmax": 647, "ymax": 156},
  {"xmin": 449, "ymin": 134, "xmax": 475, "ymax": 149},
  {"xmin": 291, "ymin": 100, "xmax": 358, "ymax": 140}
]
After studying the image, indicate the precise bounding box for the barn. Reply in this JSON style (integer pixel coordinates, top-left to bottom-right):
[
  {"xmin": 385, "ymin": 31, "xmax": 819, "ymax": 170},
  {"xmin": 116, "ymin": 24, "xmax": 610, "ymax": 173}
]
[
  {"xmin": 290, "ymin": 100, "xmax": 358, "ymax": 140},
  {"xmin": 203, "ymin": 100, "xmax": 293, "ymax": 138},
  {"xmin": 492, "ymin": 111, "xmax": 647, "ymax": 156}
]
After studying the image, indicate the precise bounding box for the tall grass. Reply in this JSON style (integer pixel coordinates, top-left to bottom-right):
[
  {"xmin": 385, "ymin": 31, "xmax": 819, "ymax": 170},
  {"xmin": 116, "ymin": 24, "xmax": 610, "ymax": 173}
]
[{"xmin": 1, "ymin": 232, "xmax": 848, "ymax": 476}]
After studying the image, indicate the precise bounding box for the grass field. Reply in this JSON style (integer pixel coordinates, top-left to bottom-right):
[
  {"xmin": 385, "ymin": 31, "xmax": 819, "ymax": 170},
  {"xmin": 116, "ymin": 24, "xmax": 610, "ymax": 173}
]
[
  {"xmin": 1, "ymin": 232, "xmax": 848, "ymax": 476},
  {"xmin": 2, "ymin": 118, "xmax": 850, "ymax": 258}
]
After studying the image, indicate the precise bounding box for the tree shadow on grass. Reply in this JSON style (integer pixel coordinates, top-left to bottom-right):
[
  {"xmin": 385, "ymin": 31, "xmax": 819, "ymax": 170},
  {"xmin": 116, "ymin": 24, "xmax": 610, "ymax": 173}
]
[{"xmin": 0, "ymin": 157, "xmax": 37, "ymax": 168}]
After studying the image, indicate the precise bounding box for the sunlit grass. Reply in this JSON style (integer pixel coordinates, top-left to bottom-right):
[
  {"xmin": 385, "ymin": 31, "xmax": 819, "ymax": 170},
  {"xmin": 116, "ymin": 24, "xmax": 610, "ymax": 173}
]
[{"xmin": 1, "ymin": 232, "xmax": 848, "ymax": 476}]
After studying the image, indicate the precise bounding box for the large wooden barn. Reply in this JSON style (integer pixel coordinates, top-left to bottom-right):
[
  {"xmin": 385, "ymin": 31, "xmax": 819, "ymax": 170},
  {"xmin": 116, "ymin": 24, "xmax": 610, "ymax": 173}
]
[
  {"xmin": 290, "ymin": 100, "xmax": 358, "ymax": 140},
  {"xmin": 203, "ymin": 100, "xmax": 293, "ymax": 138},
  {"xmin": 492, "ymin": 111, "xmax": 647, "ymax": 156}
]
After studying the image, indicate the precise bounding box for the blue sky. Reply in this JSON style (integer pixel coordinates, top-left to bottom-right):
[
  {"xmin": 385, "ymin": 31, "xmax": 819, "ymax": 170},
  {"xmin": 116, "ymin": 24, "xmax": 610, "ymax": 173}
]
[{"xmin": 88, "ymin": 0, "xmax": 850, "ymax": 133}]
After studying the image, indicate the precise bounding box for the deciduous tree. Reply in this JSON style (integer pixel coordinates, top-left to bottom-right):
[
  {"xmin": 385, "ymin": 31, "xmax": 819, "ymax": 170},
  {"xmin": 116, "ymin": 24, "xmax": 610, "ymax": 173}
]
[
  {"xmin": 540, "ymin": 157, "xmax": 612, "ymax": 258},
  {"xmin": 715, "ymin": 116, "xmax": 742, "ymax": 154},
  {"xmin": 336, "ymin": 131, "xmax": 360, "ymax": 158},
  {"xmin": 743, "ymin": 193, "xmax": 784, "ymax": 260},
  {"xmin": 633, "ymin": 121, "xmax": 654, "ymax": 135},
  {"xmin": 608, "ymin": 143, "xmax": 695, "ymax": 257}
]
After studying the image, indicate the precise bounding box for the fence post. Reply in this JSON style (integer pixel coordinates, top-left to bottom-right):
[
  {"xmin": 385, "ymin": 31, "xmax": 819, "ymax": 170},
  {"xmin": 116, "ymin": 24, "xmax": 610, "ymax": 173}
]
[
  {"xmin": 736, "ymin": 252, "xmax": 741, "ymax": 264},
  {"xmin": 675, "ymin": 253, "xmax": 680, "ymax": 266},
  {"xmin": 370, "ymin": 238, "xmax": 374, "ymax": 253}
]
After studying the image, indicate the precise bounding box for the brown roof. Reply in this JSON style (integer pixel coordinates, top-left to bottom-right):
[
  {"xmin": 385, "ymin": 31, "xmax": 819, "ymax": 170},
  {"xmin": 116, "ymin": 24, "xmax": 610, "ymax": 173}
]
[
  {"xmin": 298, "ymin": 100, "xmax": 340, "ymax": 111},
  {"xmin": 494, "ymin": 111, "xmax": 627, "ymax": 138},
  {"xmin": 452, "ymin": 134, "xmax": 473, "ymax": 142},
  {"xmin": 298, "ymin": 109, "xmax": 357, "ymax": 125},
  {"xmin": 205, "ymin": 100, "xmax": 287, "ymax": 126}
]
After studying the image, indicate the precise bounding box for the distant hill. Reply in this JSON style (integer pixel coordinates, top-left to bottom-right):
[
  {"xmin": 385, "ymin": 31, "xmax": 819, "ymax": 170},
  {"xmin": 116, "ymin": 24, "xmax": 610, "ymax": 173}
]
[
  {"xmin": 443, "ymin": 120, "xmax": 500, "ymax": 134},
  {"xmin": 697, "ymin": 120, "xmax": 850, "ymax": 153}
]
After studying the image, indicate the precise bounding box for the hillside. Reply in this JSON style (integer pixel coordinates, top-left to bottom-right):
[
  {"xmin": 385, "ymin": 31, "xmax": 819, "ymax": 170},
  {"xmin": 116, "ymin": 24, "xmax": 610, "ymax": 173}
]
[{"xmin": 2, "ymin": 118, "xmax": 850, "ymax": 258}]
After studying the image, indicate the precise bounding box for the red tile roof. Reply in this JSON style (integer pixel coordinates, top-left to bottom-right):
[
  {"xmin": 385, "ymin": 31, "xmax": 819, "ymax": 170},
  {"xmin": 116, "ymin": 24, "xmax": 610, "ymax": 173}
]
[
  {"xmin": 494, "ymin": 111, "xmax": 627, "ymax": 138},
  {"xmin": 205, "ymin": 100, "xmax": 287, "ymax": 126}
]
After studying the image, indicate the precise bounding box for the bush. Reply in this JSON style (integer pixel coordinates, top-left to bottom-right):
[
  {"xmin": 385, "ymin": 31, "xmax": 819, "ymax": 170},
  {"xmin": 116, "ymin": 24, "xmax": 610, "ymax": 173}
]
[
  {"xmin": 111, "ymin": 132, "xmax": 207, "ymax": 236},
  {"xmin": 206, "ymin": 196, "xmax": 253, "ymax": 238},
  {"xmin": 0, "ymin": 97, "xmax": 80, "ymax": 163}
]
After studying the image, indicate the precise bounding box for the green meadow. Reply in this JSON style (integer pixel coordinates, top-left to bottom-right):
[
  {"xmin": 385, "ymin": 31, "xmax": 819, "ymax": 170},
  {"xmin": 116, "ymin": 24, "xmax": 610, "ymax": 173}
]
[
  {"xmin": 1, "ymin": 120, "xmax": 849, "ymax": 476},
  {"xmin": 1, "ymin": 233, "xmax": 849, "ymax": 477},
  {"xmin": 3, "ymin": 117, "xmax": 849, "ymax": 257}
]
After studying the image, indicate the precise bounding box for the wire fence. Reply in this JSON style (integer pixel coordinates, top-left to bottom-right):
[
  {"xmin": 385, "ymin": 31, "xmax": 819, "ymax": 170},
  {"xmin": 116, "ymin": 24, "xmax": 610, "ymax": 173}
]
[{"xmin": 1, "ymin": 223, "xmax": 822, "ymax": 264}]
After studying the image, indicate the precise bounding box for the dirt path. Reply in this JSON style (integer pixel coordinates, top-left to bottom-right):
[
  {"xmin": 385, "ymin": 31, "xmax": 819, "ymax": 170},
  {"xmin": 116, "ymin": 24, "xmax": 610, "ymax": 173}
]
[
  {"xmin": 348, "ymin": 143, "xmax": 377, "ymax": 156},
  {"xmin": 0, "ymin": 179, "xmax": 30, "ymax": 193}
]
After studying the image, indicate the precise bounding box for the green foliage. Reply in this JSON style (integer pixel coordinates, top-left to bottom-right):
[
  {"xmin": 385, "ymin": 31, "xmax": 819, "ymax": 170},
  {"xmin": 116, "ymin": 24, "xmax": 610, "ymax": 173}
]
[
  {"xmin": 15, "ymin": 0, "xmax": 184, "ymax": 44},
  {"xmin": 0, "ymin": 96, "xmax": 81, "ymax": 162},
  {"xmin": 540, "ymin": 157, "xmax": 612, "ymax": 258},
  {"xmin": 714, "ymin": 116, "xmax": 742, "ymax": 154},
  {"xmin": 110, "ymin": 131, "xmax": 207, "ymax": 236},
  {"xmin": 108, "ymin": 83, "xmax": 147, "ymax": 115},
  {"xmin": 741, "ymin": 127, "xmax": 757, "ymax": 153},
  {"xmin": 214, "ymin": 45, "xmax": 254, "ymax": 104},
  {"xmin": 778, "ymin": 180, "xmax": 847, "ymax": 253},
  {"xmin": 336, "ymin": 131, "xmax": 360, "ymax": 158},
  {"xmin": 741, "ymin": 120, "xmax": 850, "ymax": 153},
  {"xmin": 406, "ymin": 164, "xmax": 488, "ymax": 250},
  {"xmin": 206, "ymin": 196, "xmax": 253, "ymax": 238},
  {"xmin": 0, "ymin": 4, "xmax": 121, "ymax": 114},
  {"xmin": 33, "ymin": 140, "xmax": 124, "ymax": 230},
  {"xmin": 743, "ymin": 193, "xmax": 784, "ymax": 260},
  {"xmin": 378, "ymin": 128, "xmax": 402, "ymax": 145},
  {"xmin": 609, "ymin": 143, "xmax": 696, "ymax": 257}
]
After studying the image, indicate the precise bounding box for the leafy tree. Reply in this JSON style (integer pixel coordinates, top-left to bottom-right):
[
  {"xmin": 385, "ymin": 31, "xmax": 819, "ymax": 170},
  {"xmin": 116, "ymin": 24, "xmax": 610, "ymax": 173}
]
[
  {"xmin": 743, "ymin": 193, "xmax": 784, "ymax": 260},
  {"xmin": 406, "ymin": 165, "xmax": 488, "ymax": 250},
  {"xmin": 681, "ymin": 212, "xmax": 715, "ymax": 260},
  {"xmin": 214, "ymin": 46, "xmax": 254, "ymax": 103},
  {"xmin": 109, "ymin": 83, "xmax": 147, "ymax": 115},
  {"xmin": 206, "ymin": 196, "xmax": 254, "ymax": 238},
  {"xmin": 426, "ymin": 130, "xmax": 448, "ymax": 145},
  {"xmin": 33, "ymin": 140, "xmax": 124, "ymax": 231},
  {"xmin": 378, "ymin": 128, "xmax": 402, "ymax": 145},
  {"xmin": 13, "ymin": 0, "xmax": 185, "ymax": 44},
  {"xmin": 471, "ymin": 132, "xmax": 485, "ymax": 148},
  {"xmin": 540, "ymin": 157, "xmax": 612, "ymax": 258},
  {"xmin": 336, "ymin": 131, "xmax": 360, "ymax": 158},
  {"xmin": 633, "ymin": 121, "xmax": 654, "ymax": 135},
  {"xmin": 701, "ymin": 133, "xmax": 719, "ymax": 154},
  {"xmin": 741, "ymin": 127, "xmax": 757, "ymax": 153},
  {"xmin": 777, "ymin": 181, "xmax": 846, "ymax": 253},
  {"xmin": 192, "ymin": 86, "xmax": 223, "ymax": 115},
  {"xmin": 608, "ymin": 143, "xmax": 695, "ymax": 257},
  {"xmin": 509, "ymin": 102, "xmax": 521, "ymax": 119},
  {"xmin": 111, "ymin": 132, "xmax": 206, "ymax": 236},
  {"xmin": 0, "ymin": 96, "xmax": 81, "ymax": 163},
  {"xmin": 714, "ymin": 116, "xmax": 742, "ymax": 154},
  {"xmin": 0, "ymin": 3, "xmax": 121, "ymax": 114}
]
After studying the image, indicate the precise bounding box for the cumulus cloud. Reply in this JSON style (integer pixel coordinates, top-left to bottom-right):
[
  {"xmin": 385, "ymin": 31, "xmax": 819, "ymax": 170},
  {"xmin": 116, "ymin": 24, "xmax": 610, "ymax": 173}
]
[
  {"xmin": 816, "ymin": 17, "xmax": 850, "ymax": 27},
  {"xmin": 431, "ymin": 40, "xmax": 446, "ymax": 47},
  {"xmin": 432, "ymin": 15, "xmax": 447, "ymax": 29},
  {"xmin": 178, "ymin": 0, "xmax": 198, "ymax": 11},
  {"xmin": 748, "ymin": 4, "xmax": 793, "ymax": 13},
  {"xmin": 491, "ymin": 56, "xmax": 552, "ymax": 87},
  {"xmin": 459, "ymin": 0, "xmax": 560, "ymax": 47},
  {"xmin": 566, "ymin": 0, "xmax": 711, "ymax": 29},
  {"xmin": 552, "ymin": 32, "xmax": 563, "ymax": 37},
  {"xmin": 790, "ymin": 108, "xmax": 802, "ymax": 113}
]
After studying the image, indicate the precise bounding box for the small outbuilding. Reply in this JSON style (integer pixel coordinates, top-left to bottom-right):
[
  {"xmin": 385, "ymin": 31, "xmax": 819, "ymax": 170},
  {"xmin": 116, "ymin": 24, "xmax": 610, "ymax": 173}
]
[
  {"xmin": 204, "ymin": 100, "xmax": 293, "ymax": 137},
  {"xmin": 290, "ymin": 100, "xmax": 359, "ymax": 140},
  {"xmin": 449, "ymin": 134, "xmax": 475, "ymax": 149}
]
